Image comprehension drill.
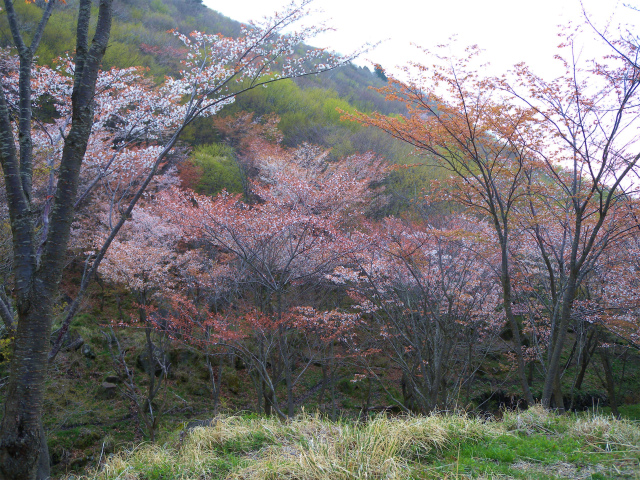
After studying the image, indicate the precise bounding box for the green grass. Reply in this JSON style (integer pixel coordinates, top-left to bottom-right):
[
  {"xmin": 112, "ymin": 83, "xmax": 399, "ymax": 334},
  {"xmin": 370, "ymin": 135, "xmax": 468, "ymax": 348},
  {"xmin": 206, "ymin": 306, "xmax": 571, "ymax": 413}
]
[
  {"xmin": 601, "ymin": 404, "xmax": 640, "ymax": 421},
  {"xmin": 73, "ymin": 407, "xmax": 640, "ymax": 480}
]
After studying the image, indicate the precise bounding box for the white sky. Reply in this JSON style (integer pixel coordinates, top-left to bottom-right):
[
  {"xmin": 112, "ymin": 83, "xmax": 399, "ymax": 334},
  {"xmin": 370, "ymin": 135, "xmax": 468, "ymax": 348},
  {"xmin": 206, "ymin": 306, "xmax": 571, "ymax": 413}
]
[{"xmin": 203, "ymin": 0, "xmax": 637, "ymax": 80}]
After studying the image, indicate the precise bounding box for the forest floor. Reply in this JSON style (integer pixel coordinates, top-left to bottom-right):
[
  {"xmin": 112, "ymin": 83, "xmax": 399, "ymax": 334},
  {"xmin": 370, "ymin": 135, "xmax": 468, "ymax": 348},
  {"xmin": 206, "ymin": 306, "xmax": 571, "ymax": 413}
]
[{"xmin": 68, "ymin": 407, "xmax": 640, "ymax": 479}]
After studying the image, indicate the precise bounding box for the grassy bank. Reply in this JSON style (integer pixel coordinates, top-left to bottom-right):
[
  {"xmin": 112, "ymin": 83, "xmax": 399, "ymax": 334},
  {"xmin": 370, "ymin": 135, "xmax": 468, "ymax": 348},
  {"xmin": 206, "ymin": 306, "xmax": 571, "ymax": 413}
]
[{"xmin": 75, "ymin": 407, "xmax": 639, "ymax": 479}]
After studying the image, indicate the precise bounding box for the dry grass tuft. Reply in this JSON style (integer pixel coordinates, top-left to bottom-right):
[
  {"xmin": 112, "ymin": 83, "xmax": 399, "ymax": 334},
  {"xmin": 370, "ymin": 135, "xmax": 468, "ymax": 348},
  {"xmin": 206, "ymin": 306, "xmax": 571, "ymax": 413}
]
[
  {"xmin": 500, "ymin": 404, "xmax": 567, "ymax": 435},
  {"xmin": 95, "ymin": 442, "xmax": 199, "ymax": 480},
  {"xmin": 569, "ymin": 413, "xmax": 640, "ymax": 452},
  {"xmin": 231, "ymin": 415, "xmax": 413, "ymax": 479},
  {"xmin": 78, "ymin": 408, "xmax": 640, "ymax": 480}
]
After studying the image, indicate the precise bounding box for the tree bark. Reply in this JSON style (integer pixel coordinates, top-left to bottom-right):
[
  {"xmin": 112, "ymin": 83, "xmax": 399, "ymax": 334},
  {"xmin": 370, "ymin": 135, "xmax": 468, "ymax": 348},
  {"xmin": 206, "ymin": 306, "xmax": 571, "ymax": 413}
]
[
  {"xmin": 542, "ymin": 275, "xmax": 577, "ymax": 408},
  {"xmin": 574, "ymin": 330, "xmax": 597, "ymax": 392},
  {"xmin": 0, "ymin": 1, "xmax": 113, "ymax": 477},
  {"xmin": 501, "ymin": 261, "xmax": 536, "ymax": 406},
  {"xmin": 0, "ymin": 287, "xmax": 55, "ymax": 480},
  {"xmin": 36, "ymin": 424, "xmax": 50, "ymax": 480},
  {"xmin": 552, "ymin": 371, "xmax": 565, "ymax": 412},
  {"xmin": 206, "ymin": 355, "xmax": 223, "ymax": 415},
  {"xmin": 599, "ymin": 348, "xmax": 619, "ymax": 418},
  {"xmin": 329, "ymin": 342, "xmax": 337, "ymax": 421},
  {"xmin": 318, "ymin": 359, "xmax": 328, "ymax": 408}
]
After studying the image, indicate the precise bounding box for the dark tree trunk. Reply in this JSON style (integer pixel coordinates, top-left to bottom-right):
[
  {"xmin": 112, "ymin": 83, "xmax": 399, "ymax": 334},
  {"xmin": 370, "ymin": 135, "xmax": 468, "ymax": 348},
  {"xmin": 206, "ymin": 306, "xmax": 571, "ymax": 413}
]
[
  {"xmin": 0, "ymin": 288, "xmax": 54, "ymax": 480},
  {"xmin": 542, "ymin": 274, "xmax": 578, "ymax": 408},
  {"xmin": 0, "ymin": 1, "xmax": 113, "ymax": 477},
  {"xmin": 599, "ymin": 349, "xmax": 620, "ymax": 418},
  {"xmin": 36, "ymin": 424, "xmax": 50, "ymax": 480},
  {"xmin": 401, "ymin": 372, "xmax": 415, "ymax": 412},
  {"xmin": 574, "ymin": 330, "xmax": 597, "ymax": 392},
  {"xmin": 552, "ymin": 372, "xmax": 565, "ymax": 412},
  {"xmin": 318, "ymin": 360, "xmax": 328, "ymax": 408},
  {"xmin": 206, "ymin": 356, "xmax": 222, "ymax": 415},
  {"xmin": 361, "ymin": 376, "xmax": 372, "ymax": 420},
  {"xmin": 263, "ymin": 387, "xmax": 274, "ymax": 416},
  {"xmin": 500, "ymin": 261, "xmax": 535, "ymax": 406},
  {"xmin": 329, "ymin": 342, "xmax": 337, "ymax": 421},
  {"xmin": 256, "ymin": 374, "xmax": 264, "ymax": 414}
]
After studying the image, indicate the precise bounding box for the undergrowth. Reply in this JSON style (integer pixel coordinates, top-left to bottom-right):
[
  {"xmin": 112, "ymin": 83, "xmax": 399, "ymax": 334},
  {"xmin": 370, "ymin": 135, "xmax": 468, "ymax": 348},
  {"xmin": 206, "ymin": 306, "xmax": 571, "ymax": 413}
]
[{"xmin": 75, "ymin": 407, "xmax": 640, "ymax": 479}]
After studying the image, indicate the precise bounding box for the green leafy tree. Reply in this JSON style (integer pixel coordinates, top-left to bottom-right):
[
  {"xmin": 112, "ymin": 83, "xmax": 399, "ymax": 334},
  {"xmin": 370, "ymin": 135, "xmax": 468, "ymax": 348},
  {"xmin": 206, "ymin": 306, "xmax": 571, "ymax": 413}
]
[{"xmin": 190, "ymin": 143, "xmax": 244, "ymax": 196}]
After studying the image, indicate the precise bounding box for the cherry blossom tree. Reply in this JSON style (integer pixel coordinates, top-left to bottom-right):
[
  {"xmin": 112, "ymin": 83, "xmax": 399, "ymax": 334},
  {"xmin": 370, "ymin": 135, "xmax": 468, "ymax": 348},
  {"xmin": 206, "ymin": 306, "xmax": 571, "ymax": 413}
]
[
  {"xmin": 96, "ymin": 205, "xmax": 216, "ymax": 441},
  {"xmin": 502, "ymin": 32, "xmax": 640, "ymax": 408},
  {"xmin": 0, "ymin": 0, "xmax": 365, "ymax": 476},
  {"xmin": 347, "ymin": 48, "xmax": 540, "ymax": 405},
  {"xmin": 161, "ymin": 144, "xmax": 386, "ymax": 417},
  {"xmin": 290, "ymin": 306, "xmax": 361, "ymax": 419},
  {"xmin": 350, "ymin": 28, "xmax": 640, "ymax": 409},
  {"xmin": 328, "ymin": 216, "xmax": 502, "ymax": 412},
  {"xmin": 589, "ymin": 231, "xmax": 640, "ymax": 351}
]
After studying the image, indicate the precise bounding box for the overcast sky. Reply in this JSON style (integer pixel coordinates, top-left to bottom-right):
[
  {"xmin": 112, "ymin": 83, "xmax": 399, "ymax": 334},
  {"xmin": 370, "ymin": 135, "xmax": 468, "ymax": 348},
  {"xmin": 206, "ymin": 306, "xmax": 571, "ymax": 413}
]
[{"xmin": 202, "ymin": 0, "xmax": 637, "ymax": 80}]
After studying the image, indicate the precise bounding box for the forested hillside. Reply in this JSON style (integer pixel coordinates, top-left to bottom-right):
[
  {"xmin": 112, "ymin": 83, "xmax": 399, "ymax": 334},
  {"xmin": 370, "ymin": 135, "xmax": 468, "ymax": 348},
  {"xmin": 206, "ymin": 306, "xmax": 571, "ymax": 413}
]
[
  {"xmin": 0, "ymin": 0, "xmax": 639, "ymax": 479},
  {"xmin": 0, "ymin": 0, "xmax": 426, "ymax": 213},
  {"xmin": 0, "ymin": 0, "xmax": 408, "ymax": 149}
]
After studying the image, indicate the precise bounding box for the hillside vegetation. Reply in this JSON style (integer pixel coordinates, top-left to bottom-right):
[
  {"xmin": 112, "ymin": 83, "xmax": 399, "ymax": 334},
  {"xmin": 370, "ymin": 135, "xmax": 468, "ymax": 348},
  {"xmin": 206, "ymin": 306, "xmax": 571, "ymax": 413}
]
[
  {"xmin": 0, "ymin": 0, "xmax": 409, "ymax": 154},
  {"xmin": 0, "ymin": 0, "xmax": 426, "ymax": 206}
]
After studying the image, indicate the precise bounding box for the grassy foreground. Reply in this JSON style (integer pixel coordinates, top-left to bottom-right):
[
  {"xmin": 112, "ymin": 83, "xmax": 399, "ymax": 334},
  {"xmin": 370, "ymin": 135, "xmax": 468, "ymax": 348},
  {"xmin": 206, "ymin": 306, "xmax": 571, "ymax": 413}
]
[{"xmin": 78, "ymin": 407, "xmax": 639, "ymax": 479}]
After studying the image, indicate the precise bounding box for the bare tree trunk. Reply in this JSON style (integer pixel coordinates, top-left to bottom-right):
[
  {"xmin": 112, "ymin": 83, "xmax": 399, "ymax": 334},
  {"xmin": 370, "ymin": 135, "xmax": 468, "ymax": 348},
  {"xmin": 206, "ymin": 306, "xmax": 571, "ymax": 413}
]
[
  {"xmin": 401, "ymin": 372, "xmax": 414, "ymax": 412},
  {"xmin": 106, "ymin": 327, "xmax": 170, "ymax": 444},
  {"xmin": 36, "ymin": 424, "xmax": 50, "ymax": 480},
  {"xmin": 0, "ymin": 291, "xmax": 54, "ymax": 480},
  {"xmin": 361, "ymin": 376, "xmax": 372, "ymax": 420},
  {"xmin": 286, "ymin": 371, "xmax": 294, "ymax": 417},
  {"xmin": 206, "ymin": 356, "xmax": 222, "ymax": 415},
  {"xmin": 574, "ymin": 330, "xmax": 597, "ymax": 392},
  {"xmin": 318, "ymin": 358, "xmax": 328, "ymax": 409},
  {"xmin": 540, "ymin": 271, "xmax": 574, "ymax": 408},
  {"xmin": 501, "ymin": 271, "xmax": 535, "ymax": 406},
  {"xmin": 552, "ymin": 372, "xmax": 565, "ymax": 412},
  {"xmin": 599, "ymin": 348, "xmax": 619, "ymax": 418},
  {"xmin": 329, "ymin": 342, "xmax": 337, "ymax": 421},
  {"xmin": 256, "ymin": 375, "xmax": 264, "ymax": 414},
  {"xmin": 0, "ymin": 1, "xmax": 113, "ymax": 477},
  {"xmin": 263, "ymin": 386, "xmax": 274, "ymax": 416},
  {"xmin": 280, "ymin": 331, "xmax": 294, "ymax": 418}
]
